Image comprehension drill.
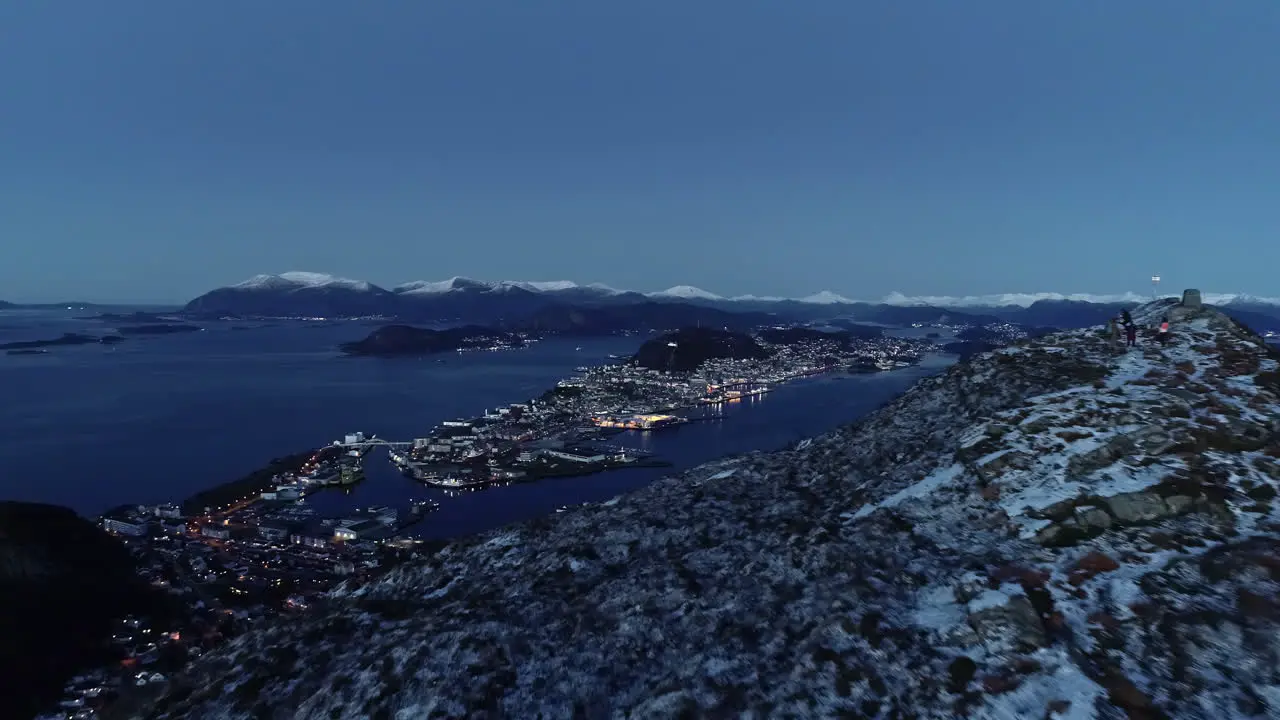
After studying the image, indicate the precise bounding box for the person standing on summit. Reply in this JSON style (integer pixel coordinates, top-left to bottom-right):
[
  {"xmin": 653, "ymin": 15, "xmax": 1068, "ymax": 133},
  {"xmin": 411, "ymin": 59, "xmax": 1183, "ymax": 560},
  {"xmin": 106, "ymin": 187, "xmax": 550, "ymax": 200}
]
[
  {"xmin": 1123, "ymin": 312, "xmax": 1137, "ymax": 348},
  {"xmin": 1107, "ymin": 316, "xmax": 1122, "ymax": 350}
]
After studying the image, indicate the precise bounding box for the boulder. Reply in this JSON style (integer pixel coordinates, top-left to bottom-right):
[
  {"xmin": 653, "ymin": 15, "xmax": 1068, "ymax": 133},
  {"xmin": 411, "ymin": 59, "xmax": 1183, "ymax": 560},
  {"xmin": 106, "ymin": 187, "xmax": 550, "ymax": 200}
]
[
  {"xmin": 967, "ymin": 595, "xmax": 1047, "ymax": 652},
  {"xmin": 1067, "ymin": 435, "xmax": 1136, "ymax": 476},
  {"xmin": 974, "ymin": 451, "xmax": 1032, "ymax": 484},
  {"xmin": 1106, "ymin": 492, "xmax": 1168, "ymax": 524},
  {"xmin": 1130, "ymin": 425, "xmax": 1176, "ymax": 456},
  {"xmin": 1027, "ymin": 498, "xmax": 1078, "ymax": 522},
  {"xmin": 1163, "ymin": 495, "xmax": 1195, "ymax": 515},
  {"xmin": 1074, "ymin": 506, "xmax": 1113, "ymax": 532}
]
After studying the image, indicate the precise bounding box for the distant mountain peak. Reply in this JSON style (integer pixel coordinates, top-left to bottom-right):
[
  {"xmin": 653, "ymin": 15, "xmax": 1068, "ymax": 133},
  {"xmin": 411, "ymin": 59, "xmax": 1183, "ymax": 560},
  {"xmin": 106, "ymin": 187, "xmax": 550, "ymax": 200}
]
[
  {"xmin": 511, "ymin": 280, "xmax": 579, "ymax": 292},
  {"xmin": 648, "ymin": 285, "xmax": 723, "ymax": 301},
  {"xmin": 880, "ymin": 291, "xmax": 1152, "ymax": 308},
  {"xmin": 394, "ymin": 277, "xmax": 492, "ymax": 294},
  {"xmin": 799, "ymin": 290, "xmax": 854, "ymax": 305},
  {"xmin": 232, "ymin": 272, "xmax": 375, "ymax": 292},
  {"xmin": 395, "ymin": 278, "xmax": 610, "ymax": 295}
]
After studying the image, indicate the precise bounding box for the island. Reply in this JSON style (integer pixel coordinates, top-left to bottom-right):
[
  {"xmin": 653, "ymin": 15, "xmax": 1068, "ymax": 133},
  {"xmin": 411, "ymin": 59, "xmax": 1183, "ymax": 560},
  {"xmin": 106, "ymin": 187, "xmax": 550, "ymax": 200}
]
[
  {"xmin": 941, "ymin": 323, "xmax": 1056, "ymax": 360},
  {"xmin": 116, "ymin": 323, "xmax": 202, "ymax": 336},
  {"xmin": 0, "ymin": 332, "xmax": 124, "ymax": 351},
  {"xmin": 339, "ymin": 324, "xmax": 524, "ymax": 357},
  {"xmin": 78, "ymin": 311, "xmax": 181, "ymax": 323},
  {"xmin": 631, "ymin": 327, "xmax": 771, "ymax": 371}
]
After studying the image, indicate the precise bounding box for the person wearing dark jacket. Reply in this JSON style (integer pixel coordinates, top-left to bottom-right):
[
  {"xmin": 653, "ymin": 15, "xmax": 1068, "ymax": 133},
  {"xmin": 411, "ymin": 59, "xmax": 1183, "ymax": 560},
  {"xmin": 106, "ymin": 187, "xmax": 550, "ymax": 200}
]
[{"xmin": 1125, "ymin": 320, "xmax": 1137, "ymax": 348}]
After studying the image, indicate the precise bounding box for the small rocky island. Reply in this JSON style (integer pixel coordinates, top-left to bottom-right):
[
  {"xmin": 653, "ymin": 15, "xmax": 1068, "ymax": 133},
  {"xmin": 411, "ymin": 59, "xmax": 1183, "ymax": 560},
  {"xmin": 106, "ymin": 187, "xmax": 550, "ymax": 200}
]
[
  {"xmin": 340, "ymin": 324, "xmax": 524, "ymax": 357},
  {"xmin": 630, "ymin": 326, "xmax": 770, "ymax": 371},
  {"xmin": 1, "ymin": 332, "xmax": 123, "ymax": 351},
  {"xmin": 115, "ymin": 323, "xmax": 202, "ymax": 336}
]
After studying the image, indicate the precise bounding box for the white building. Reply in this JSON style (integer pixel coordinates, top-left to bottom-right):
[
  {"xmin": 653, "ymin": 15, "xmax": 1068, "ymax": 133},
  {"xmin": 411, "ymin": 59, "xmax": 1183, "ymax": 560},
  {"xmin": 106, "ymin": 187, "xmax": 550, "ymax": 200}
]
[
  {"xmin": 153, "ymin": 503, "xmax": 182, "ymax": 519},
  {"xmin": 103, "ymin": 517, "xmax": 148, "ymax": 536},
  {"xmin": 201, "ymin": 526, "xmax": 231, "ymax": 540}
]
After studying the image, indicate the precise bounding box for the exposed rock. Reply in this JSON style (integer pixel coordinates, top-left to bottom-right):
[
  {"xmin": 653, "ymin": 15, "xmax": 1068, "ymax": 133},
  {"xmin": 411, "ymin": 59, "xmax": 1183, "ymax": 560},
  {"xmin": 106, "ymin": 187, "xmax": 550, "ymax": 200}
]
[
  {"xmin": 1163, "ymin": 494, "xmax": 1195, "ymax": 515},
  {"xmin": 1106, "ymin": 491, "xmax": 1171, "ymax": 524},
  {"xmin": 1029, "ymin": 497, "xmax": 1079, "ymax": 522},
  {"xmin": 974, "ymin": 450, "xmax": 1033, "ymax": 484},
  {"xmin": 1074, "ymin": 505, "xmax": 1113, "ymax": 532},
  {"xmin": 968, "ymin": 595, "xmax": 1047, "ymax": 652},
  {"xmin": 1067, "ymin": 435, "xmax": 1136, "ymax": 475}
]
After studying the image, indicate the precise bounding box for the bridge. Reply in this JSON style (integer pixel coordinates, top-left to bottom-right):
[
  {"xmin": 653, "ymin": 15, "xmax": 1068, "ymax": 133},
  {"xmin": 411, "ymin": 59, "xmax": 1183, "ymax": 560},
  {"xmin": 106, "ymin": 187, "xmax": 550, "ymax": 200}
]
[
  {"xmin": 330, "ymin": 433, "xmax": 415, "ymax": 452},
  {"xmin": 334, "ymin": 438, "xmax": 414, "ymax": 451}
]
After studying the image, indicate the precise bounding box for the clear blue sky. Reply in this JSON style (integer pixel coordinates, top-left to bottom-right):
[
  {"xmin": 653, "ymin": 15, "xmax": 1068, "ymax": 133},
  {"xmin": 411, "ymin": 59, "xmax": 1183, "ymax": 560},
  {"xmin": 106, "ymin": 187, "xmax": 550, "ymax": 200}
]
[{"xmin": 2, "ymin": 1, "xmax": 1278, "ymax": 303}]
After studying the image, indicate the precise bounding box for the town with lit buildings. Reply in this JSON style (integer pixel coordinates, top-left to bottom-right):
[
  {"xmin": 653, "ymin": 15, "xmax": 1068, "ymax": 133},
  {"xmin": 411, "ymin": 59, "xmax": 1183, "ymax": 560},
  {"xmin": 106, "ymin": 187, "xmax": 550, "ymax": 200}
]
[
  {"xmin": 390, "ymin": 329, "xmax": 932, "ymax": 488},
  {"xmin": 39, "ymin": 328, "xmax": 933, "ymax": 718}
]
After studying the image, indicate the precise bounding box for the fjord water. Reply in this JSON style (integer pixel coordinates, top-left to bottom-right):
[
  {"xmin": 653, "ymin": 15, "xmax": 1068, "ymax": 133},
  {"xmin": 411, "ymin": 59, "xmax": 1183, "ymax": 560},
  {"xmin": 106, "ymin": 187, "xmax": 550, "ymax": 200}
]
[{"xmin": 0, "ymin": 309, "xmax": 954, "ymax": 538}]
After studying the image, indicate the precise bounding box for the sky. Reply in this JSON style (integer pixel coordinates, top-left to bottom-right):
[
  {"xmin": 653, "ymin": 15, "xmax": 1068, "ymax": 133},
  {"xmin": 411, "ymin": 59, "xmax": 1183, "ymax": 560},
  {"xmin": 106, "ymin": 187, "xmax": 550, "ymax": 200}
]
[{"xmin": 2, "ymin": 2, "xmax": 1279, "ymax": 304}]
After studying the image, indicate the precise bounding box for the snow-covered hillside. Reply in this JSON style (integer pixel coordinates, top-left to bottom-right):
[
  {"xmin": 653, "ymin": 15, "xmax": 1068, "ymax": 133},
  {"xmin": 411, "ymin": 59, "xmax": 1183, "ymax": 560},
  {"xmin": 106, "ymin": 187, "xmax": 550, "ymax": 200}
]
[
  {"xmin": 646, "ymin": 285, "xmax": 724, "ymax": 301},
  {"xmin": 881, "ymin": 291, "xmax": 1280, "ymax": 309},
  {"xmin": 801, "ymin": 290, "xmax": 856, "ymax": 304},
  {"xmin": 143, "ymin": 299, "xmax": 1280, "ymax": 719},
  {"xmin": 231, "ymin": 272, "xmax": 379, "ymax": 292}
]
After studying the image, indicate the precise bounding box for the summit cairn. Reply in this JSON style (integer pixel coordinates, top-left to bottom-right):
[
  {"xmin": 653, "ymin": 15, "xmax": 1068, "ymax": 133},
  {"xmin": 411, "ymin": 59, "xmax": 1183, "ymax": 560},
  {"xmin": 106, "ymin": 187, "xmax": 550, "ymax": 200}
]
[{"xmin": 1181, "ymin": 288, "xmax": 1203, "ymax": 308}]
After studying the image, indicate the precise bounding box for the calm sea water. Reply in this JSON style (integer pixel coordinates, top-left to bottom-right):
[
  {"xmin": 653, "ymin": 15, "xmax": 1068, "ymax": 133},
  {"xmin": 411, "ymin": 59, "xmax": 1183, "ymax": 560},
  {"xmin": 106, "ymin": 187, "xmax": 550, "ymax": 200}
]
[{"xmin": 0, "ymin": 308, "xmax": 955, "ymax": 538}]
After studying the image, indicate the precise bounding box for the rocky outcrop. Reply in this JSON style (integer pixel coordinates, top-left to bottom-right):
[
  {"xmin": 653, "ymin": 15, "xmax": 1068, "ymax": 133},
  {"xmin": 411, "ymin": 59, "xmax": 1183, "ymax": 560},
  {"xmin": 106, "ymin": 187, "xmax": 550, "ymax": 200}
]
[
  {"xmin": 2, "ymin": 503, "xmax": 161, "ymax": 719},
  {"xmin": 142, "ymin": 301, "xmax": 1280, "ymax": 719}
]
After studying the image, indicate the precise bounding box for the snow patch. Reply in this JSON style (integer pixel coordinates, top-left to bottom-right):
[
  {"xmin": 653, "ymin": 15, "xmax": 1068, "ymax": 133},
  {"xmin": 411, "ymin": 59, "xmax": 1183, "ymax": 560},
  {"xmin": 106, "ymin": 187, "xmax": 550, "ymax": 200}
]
[
  {"xmin": 967, "ymin": 587, "xmax": 1018, "ymax": 613},
  {"xmin": 970, "ymin": 649, "xmax": 1105, "ymax": 720},
  {"xmin": 852, "ymin": 463, "xmax": 964, "ymax": 519},
  {"xmin": 912, "ymin": 584, "xmax": 966, "ymax": 632}
]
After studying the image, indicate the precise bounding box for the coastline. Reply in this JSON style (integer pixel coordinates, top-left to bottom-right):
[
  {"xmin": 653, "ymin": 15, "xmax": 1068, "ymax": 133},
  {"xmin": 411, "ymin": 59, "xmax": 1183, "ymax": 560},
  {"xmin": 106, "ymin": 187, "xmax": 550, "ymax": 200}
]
[{"xmin": 164, "ymin": 353, "xmax": 929, "ymax": 527}]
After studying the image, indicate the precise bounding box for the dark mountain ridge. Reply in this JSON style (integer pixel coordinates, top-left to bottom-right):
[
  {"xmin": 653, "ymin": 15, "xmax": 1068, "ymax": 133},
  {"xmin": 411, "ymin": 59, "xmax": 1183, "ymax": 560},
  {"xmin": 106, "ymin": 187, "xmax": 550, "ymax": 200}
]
[
  {"xmin": 178, "ymin": 276, "xmax": 1280, "ymax": 333},
  {"xmin": 504, "ymin": 301, "xmax": 781, "ymax": 335},
  {"xmin": 630, "ymin": 327, "xmax": 771, "ymax": 371},
  {"xmin": 143, "ymin": 299, "xmax": 1280, "ymax": 718},
  {"xmin": 2, "ymin": 502, "xmax": 164, "ymax": 719}
]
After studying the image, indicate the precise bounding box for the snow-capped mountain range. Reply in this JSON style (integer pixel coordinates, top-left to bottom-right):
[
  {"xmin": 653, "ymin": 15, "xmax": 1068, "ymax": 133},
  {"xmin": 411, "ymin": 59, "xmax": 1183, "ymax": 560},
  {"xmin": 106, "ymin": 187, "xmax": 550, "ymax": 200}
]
[
  {"xmin": 180, "ymin": 271, "xmax": 1280, "ymax": 333},
  {"xmin": 214, "ymin": 272, "xmax": 1280, "ymax": 308}
]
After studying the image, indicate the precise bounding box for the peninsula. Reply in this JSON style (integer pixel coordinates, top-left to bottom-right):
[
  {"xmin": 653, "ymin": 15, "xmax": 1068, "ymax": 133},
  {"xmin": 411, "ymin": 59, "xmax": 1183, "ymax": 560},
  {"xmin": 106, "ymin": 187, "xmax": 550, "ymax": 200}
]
[{"xmin": 339, "ymin": 324, "xmax": 523, "ymax": 357}]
